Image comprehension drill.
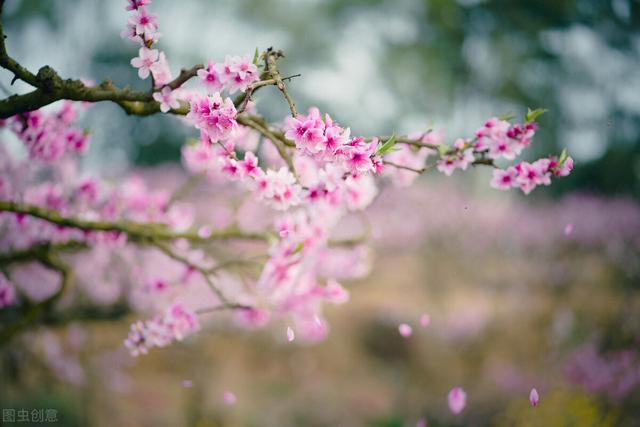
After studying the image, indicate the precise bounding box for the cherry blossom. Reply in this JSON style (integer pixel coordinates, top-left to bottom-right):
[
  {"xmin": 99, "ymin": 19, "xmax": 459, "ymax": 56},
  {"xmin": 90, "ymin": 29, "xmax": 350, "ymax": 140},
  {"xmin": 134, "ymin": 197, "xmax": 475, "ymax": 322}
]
[
  {"xmin": 220, "ymin": 55, "xmax": 259, "ymax": 93},
  {"xmin": 448, "ymin": 387, "xmax": 467, "ymax": 414},
  {"xmin": 130, "ymin": 47, "xmax": 159, "ymax": 79},
  {"xmin": 152, "ymin": 86, "xmax": 180, "ymax": 113},
  {"xmin": 0, "ymin": 272, "xmax": 16, "ymax": 308},
  {"xmin": 399, "ymin": 323, "xmax": 413, "ymax": 338},
  {"xmin": 529, "ymin": 388, "xmax": 539, "ymax": 407}
]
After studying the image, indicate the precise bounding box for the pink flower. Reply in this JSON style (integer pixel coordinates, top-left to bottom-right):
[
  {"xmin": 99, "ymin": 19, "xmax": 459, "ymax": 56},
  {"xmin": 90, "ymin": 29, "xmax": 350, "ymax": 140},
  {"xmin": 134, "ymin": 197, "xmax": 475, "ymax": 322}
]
[
  {"xmin": 153, "ymin": 86, "xmax": 180, "ymax": 113},
  {"xmin": 555, "ymin": 156, "xmax": 574, "ymax": 177},
  {"xmin": 235, "ymin": 308, "xmax": 270, "ymax": 328},
  {"xmin": 187, "ymin": 93, "xmax": 238, "ymax": 141},
  {"xmin": 124, "ymin": 303, "xmax": 200, "ymax": 356},
  {"xmin": 448, "ymin": 387, "xmax": 466, "ymax": 414},
  {"xmin": 323, "ymin": 279, "xmax": 349, "ymax": 304},
  {"xmin": 284, "ymin": 108, "xmax": 326, "ymax": 154},
  {"xmin": 0, "ymin": 273, "xmax": 16, "ymax": 308},
  {"xmin": 150, "ymin": 52, "xmax": 172, "ymax": 87},
  {"xmin": 516, "ymin": 160, "xmax": 551, "ymax": 195},
  {"xmin": 223, "ymin": 390, "xmax": 237, "ymax": 405},
  {"xmin": 181, "ymin": 142, "xmax": 217, "ymax": 173},
  {"xmin": 340, "ymin": 137, "xmax": 377, "ymax": 175},
  {"xmin": 564, "ymin": 223, "xmax": 574, "ymax": 236},
  {"xmin": 398, "ymin": 323, "xmax": 413, "ymax": 337},
  {"xmin": 220, "ymin": 55, "xmax": 259, "ymax": 93},
  {"xmin": 238, "ymin": 151, "xmax": 259, "ymax": 178},
  {"xmin": 130, "ymin": 47, "xmax": 159, "ymax": 79},
  {"xmin": 529, "ymin": 388, "xmax": 539, "ymax": 407},
  {"xmin": 125, "ymin": 0, "xmax": 152, "ymax": 11},
  {"xmin": 255, "ymin": 167, "xmax": 301, "ymax": 211},
  {"xmin": 436, "ymin": 140, "xmax": 474, "ymax": 176},
  {"xmin": 490, "ymin": 167, "xmax": 518, "ymax": 190},
  {"xmin": 181, "ymin": 379, "xmax": 193, "ymax": 388},
  {"xmin": 286, "ymin": 326, "xmax": 295, "ymax": 342},
  {"xmin": 420, "ymin": 313, "xmax": 430, "ymax": 328},
  {"xmin": 197, "ymin": 61, "xmax": 225, "ymax": 93},
  {"xmin": 129, "ymin": 7, "xmax": 157, "ymax": 36}
]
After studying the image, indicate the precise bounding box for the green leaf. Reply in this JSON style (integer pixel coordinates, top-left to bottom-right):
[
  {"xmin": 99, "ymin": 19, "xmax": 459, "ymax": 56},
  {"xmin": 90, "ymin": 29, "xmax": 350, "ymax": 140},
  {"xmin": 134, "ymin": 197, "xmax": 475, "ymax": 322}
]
[
  {"xmin": 437, "ymin": 144, "xmax": 449, "ymax": 157},
  {"xmin": 558, "ymin": 148, "xmax": 568, "ymax": 164},
  {"xmin": 252, "ymin": 47, "xmax": 260, "ymax": 65},
  {"xmin": 376, "ymin": 134, "xmax": 397, "ymax": 156},
  {"xmin": 525, "ymin": 107, "xmax": 548, "ymax": 123},
  {"xmin": 292, "ymin": 242, "xmax": 305, "ymax": 255},
  {"xmin": 498, "ymin": 112, "xmax": 515, "ymax": 121}
]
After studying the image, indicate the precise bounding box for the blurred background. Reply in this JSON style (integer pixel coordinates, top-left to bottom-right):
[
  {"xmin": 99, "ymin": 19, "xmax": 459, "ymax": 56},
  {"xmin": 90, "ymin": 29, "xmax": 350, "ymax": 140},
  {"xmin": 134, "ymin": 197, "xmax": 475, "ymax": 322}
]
[{"xmin": 1, "ymin": 0, "xmax": 640, "ymax": 426}]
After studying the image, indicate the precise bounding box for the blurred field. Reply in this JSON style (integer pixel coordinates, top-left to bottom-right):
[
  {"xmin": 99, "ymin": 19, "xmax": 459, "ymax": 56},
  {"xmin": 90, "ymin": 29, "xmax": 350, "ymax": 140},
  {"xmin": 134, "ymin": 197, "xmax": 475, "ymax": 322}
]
[{"xmin": 2, "ymin": 176, "xmax": 639, "ymax": 427}]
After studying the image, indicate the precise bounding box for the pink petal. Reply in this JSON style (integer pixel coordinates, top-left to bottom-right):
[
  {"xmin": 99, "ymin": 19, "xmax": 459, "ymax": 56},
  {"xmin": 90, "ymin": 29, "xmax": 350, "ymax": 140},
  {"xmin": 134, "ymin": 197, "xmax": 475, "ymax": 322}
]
[
  {"xmin": 286, "ymin": 326, "xmax": 295, "ymax": 342},
  {"xmin": 181, "ymin": 380, "xmax": 193, "ymax": 388},
  {"xmin": 398, "ymin": 323, "xmax": 412, "ymax": 338},
  {"xmin": 420, "ymin": 313, "xmax": 430, "ymax": 328},
  {"xmin": 448, "ymin": 387, "xmax": 466, "ymax": 414},
  {"xmin": 529, "ymin": 388, "xmax": 539, "ymax": 407},
  {"xmin": 223, "ymin": 390, "xmax": 237, "ymax": 405},
  {"xmin": 564, "ymin": 223, "xmax": 574, "ymax": 236}
]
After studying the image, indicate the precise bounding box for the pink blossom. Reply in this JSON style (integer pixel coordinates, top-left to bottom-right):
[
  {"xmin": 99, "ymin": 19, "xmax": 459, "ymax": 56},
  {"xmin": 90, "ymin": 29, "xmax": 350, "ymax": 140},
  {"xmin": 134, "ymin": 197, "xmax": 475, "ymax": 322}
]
[
  {"xmin": 0, "ymin": 273, "xmax": 16, "ymax": 308},
  {"xmin": 129, "ymin": 7, "xmax": 157, "ymax": 36},
  {"xmin": 124, "ymin": 303, "xmax": 200, "ymax": 356},
  {"xmin": 130, "ymin": 47, "xmax": 159, "ymax": 79},
  {"xmin": 284, "ymin": 108, "xmax": 326, "ymax": 154},
  {"xmin": 238, "ymin": 151, "xmax": 259, "ymax": 178},
  {"xmin": 490, "ymin": 167, "xmax": 518, "ymax": 190},
  {"xmin": 197, "ymin": 61, "xmax": 225, "ymax": 93},
  {"xmin": 181, "ymin": 379, "xmax": 193, "ymax": 388},
  {"xmin": 181, "ymin": 142, "xmax": 218, "ymax": 174},
  {"xmin": 437, "ymin": 139, "xmax": 474, "ymax": 176},
  {"xmin": 339, "ymin": 137, "xmax": 377, "ymax": 175},
  {"xmin": 223, "ymin": 390, "xmax": 237, "ymax": 405},
  {"xmin": 448, "ymin": 387, "xmax": 466, "ymax": 414},
  {"xmin": 564, "ymin": 223, "xmax": 574, "ymax": 236},
  {"xmin": 235, "ymin": 307, "xmax": 271, "ymax": 328},
  {"xmin": 398, "ymin": 323, "xmax": 413, "ymax": 337},
  {"xmin": 323, "ymin": 279, "xmax": 349, "ymax": 304},
  {"xmin": 555, "ymin": 156, "xmax": 574, "ymax": 177},
  {"xmin": 420, "ymin": 313, "xmax": 430, "ymax": 328},
  {"xmin": 153, "ymin": 86, "xmax": 180, "ymax": 113},
  {"xmin": 286, "ymin": 326, "xmax": 295, "ymax": 342},
  {"xmin": 220, "ymin": 55, "xmax": 259, "ymax": 93},
  {"xmin": 150, "ymin": 51, "xmax": 172, "ymax": 87},
  {"xmin": 516, "ymin": 160, "xmax": 551, "ymax": 195},
  {"xmin": 529, "ymin": 388, "xmax": 539, "ymax": 407},
  {"xmin": 255, "ymin": 167, "xmax": 301, "ymax": 211},
  {"xmin": 187, "ymin": 93, "xmax": 238, "ymax": 141},
  {"xmin": 125, "ymin": 0, "xmax": 151, "ymax": 12}
]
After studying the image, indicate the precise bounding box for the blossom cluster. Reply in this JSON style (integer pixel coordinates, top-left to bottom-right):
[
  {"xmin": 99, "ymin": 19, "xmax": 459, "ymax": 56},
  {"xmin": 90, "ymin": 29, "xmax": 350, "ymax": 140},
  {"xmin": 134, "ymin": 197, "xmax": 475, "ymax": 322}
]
[
  {"xmin": 3, "ymin": 101, "xmax": 90, "ymax": 162},
  {"xmin": 197, "ymin": 55, "xmax": 259, "ymax": 95},
  {"xmin": 284, "ymin": 108, "xmax": 382, "ymax": 176},
  {"xmin": 0, "ymin": 0, "xmax": 576, "ymax": 370},
  {"xmin": 490, "ymin": 154, "xmax": 574, "ymax": 194},
  {"xmin": 124, "ymin": 303, "xmax": 200, "ymax": 356}
]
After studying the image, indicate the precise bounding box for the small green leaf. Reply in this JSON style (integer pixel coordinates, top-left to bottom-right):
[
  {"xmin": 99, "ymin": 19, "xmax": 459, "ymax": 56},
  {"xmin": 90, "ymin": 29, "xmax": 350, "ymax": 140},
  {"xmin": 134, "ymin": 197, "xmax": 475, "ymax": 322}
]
[
  {"xmin": 558, "ymin": 148, "xmax": 568, "ymax": 164},
  {"xmin": 525, "ymin": 107, "xmax": 548, "ymax": 123},
  {"xmin": 376, "ymin": 134, "xmax": 397, "ymax": 156},
  {"xmin": 292, "ymin": 242, "xmax": 305, "ymax": 255},
  {"xmin": 498, "ymin": 112, "xmax": 515, "ymax": 121},
  {"xmin": 437, "ymin": 144, "xmax": 449, "ymax": 157},
  {"xmin": 252, "ymin": 47, "xmax": 260, "ymax": 65}
]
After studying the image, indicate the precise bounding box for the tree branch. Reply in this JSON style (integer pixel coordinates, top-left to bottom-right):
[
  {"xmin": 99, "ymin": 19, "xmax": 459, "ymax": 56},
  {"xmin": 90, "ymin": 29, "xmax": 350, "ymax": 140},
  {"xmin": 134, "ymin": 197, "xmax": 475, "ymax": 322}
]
[{"xmin": 0, "ymin": 200, "xmax": 270, "ymax": 243}]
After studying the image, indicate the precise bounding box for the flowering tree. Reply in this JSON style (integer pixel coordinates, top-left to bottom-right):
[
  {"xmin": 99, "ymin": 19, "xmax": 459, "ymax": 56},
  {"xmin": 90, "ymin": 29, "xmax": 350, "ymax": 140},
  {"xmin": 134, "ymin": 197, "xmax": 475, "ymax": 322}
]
[{"xmin": 0, "ymin": 0, "xmax": 573, "ymax": 364}]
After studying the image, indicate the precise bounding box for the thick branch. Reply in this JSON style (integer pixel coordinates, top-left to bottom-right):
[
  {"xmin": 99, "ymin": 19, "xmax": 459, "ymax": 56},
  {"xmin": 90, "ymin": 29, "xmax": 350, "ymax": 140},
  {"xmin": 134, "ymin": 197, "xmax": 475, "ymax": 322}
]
[{"xmin": 0, "ymin": 200, "xmax": 270, "ymax": 243}]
